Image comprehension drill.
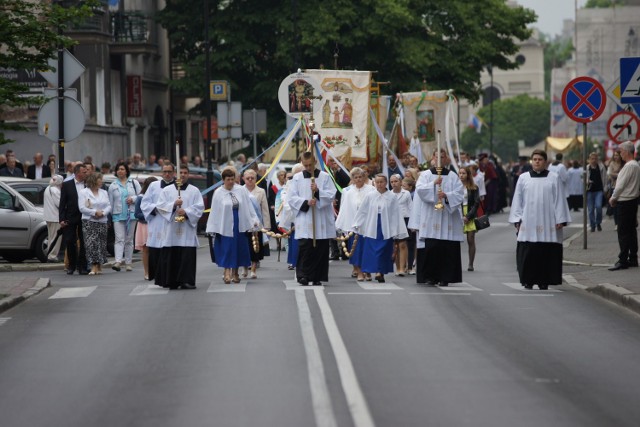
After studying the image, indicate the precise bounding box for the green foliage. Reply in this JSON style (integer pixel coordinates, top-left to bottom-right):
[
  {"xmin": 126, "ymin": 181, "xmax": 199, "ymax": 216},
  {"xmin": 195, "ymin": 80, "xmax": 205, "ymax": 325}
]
[
  {"xmin": 157, "ymin": 0, "xmax": 536, "ymax": 142},
  {"xmin": 0, "ymin": 0, "xmax": 98, "ymax": 145},
  {"xmin": 461, "ymin": 94, "xmax": 550, "ymax": 162},
  {"xmin": 541, "ymin": 34, "xmax": 574, "ymax": 97},
  {"xmin": 585, "ymin": 0, "xmax": 623, "ymax": 7}
]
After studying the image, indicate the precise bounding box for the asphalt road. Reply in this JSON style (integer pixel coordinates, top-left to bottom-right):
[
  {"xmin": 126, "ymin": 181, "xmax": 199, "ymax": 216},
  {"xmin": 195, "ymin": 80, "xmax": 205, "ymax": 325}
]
[{"xmin": 1, "ymin": 214, "xmax": 640, "ymax": 427}]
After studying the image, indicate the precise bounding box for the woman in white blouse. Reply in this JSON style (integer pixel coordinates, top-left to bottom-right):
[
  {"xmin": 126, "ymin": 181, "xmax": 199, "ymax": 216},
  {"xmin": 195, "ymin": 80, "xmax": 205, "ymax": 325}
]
[
  {"xmin": 335, "ymin": 167, "xmax": 375, "ymax": 281},
  {"xmin": 78, "ymin": 172, "xmax": 111, "ymax": 275},
  {"xmin": 390, "ymin": 174, "xmax": 413, "ymax": 276}
]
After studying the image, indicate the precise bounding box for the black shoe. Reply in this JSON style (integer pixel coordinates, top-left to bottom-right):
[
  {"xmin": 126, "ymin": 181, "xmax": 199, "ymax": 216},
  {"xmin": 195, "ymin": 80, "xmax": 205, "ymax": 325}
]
[
  {"xmin": 439, "ymin": 281, "xmax": 449, "ymax": 287},
  {"xmin": 78, "ymin": 269, "xmax": 89, "ymax": 275},
  {"xmin": 298, "ymin": 277, "xmax": 309, "ymax": 286},
  {"xmin": 538, "ymin": 284, "xmax": 549, "ymax": 290},
  {"xmin": 180, "ymin": 283, "xmax": 196, "ymax": 290},
  {"xmin": 523, "ymin": 284, "xmax": 533, "ymax": 289},
  {"xmin": 66, "ymin": 270, "xmax": 74, "ymax": 275},
  {"xmin": 597, "ymin": 224, "xmax": 602, "ymax": 231},
  {"xmin": 609, "ymin": 262, "xmax": 628, "ymax": 271},
  {"xmin": 312, "ymin": 281, "xmax": 322, "ymax": 286},
  {"xmin": 329, "ymin": 256, "xmax": 339, "ymax": 261},
  {"xmin": 590, "ymin": 227, "xmax": 595, "ymax": 232},
  {"xmin": 424, "ymin": 280, "xmax": 437, "ymax": 286},
  {"xmin": 375, "ymin": 274, "xmax": 385, "ymax": 283},
  {"xmin": 628, "ymin": 259, "xmax": 638, "ymax": 267}
]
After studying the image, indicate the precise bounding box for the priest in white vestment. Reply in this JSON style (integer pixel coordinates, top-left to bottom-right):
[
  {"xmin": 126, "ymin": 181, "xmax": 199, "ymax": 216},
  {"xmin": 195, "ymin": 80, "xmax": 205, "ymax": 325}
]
[
  {"xmin": 409, "ymin": 149, "xmax": 464, "ymax": 286},
  {"xmin": 287, "ymin": 151, "xmax": 337, "ymax": 286},
  {"xmin": 155, "ymin": 165, "xmax": 204, "ymax": 289},
  {"xmin": 140, "ymin": 163, "xmax": 175, "ymax": 281},
  {"xmin": 509, "ymin": 149, "xmax": 571, "ymax": 290}
]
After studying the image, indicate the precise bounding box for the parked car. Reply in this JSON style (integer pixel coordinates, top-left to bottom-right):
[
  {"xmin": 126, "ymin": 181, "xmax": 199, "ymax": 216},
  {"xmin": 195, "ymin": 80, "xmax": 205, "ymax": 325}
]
[
  {"xmin": 0, "ymin": 181, "xmax": 48, "ymax": 263},
  {"xmin": 5, "ymin": 178, "xmax": 116, "ymax": 257}
]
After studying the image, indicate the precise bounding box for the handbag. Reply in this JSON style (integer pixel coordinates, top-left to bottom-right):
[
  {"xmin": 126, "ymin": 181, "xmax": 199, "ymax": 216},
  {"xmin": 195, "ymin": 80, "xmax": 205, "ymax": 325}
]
[{"xmin": 474, "ymin": 215, "xmax": 490, "ymax": 231}]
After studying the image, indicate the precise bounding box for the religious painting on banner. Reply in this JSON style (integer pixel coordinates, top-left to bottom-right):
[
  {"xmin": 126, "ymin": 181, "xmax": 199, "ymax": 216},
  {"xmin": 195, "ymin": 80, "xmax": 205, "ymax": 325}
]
[
  {"xmin": 305, "ymin": 70, "xmax": 372, "ymax": 162},
  {"xmin": 398, "ymin": 90, "xmax": 450, "ymax": 158}
]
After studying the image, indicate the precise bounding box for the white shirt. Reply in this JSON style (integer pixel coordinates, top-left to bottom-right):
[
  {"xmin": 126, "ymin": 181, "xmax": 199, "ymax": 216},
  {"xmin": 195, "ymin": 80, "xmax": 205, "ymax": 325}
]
[
  {"xmin": 43, "ymin": 185, "xmax": 61, "ymax": 223},
  {"xmin": 288, "ymin": 169, "xmax": 336, "ymax": 239},
  {"xmin": 353, "ymin": 190, "xmax": 408, "ymax": 240},
  {"xmin": 206, "ymin": 184, "xmax": 260, "ymax": 237},
  {"xmin": 141, "ymin": 180, "xmax": 171, "ymax": 248},
  {"xmin": 78, "ymin": 188, "xmax": 111, "ymax": 223},
  {"xmin": 392, "ymin": 188, "xmax": 413, "ymax": 218},
  {"xmin": 156, "ymin": 182, "xmax": 204, "ymax": 247},
  {"xmin": 335, "ymin": 184, "xmax": 375, "ymax": 233}
]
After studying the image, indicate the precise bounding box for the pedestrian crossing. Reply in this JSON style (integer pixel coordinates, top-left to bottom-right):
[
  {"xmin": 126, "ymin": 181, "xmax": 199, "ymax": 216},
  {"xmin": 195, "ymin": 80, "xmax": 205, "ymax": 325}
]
[{"xmin": 45, "ymin": 280, "xmax": 564, "ymax": 300}]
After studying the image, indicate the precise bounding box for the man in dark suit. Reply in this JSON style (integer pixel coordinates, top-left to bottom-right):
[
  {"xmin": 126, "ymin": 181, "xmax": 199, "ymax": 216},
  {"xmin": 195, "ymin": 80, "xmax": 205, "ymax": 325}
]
[
  {"xmin": 0, "ymin": 155, "xmax": 25, "ymax": 177},
  {"xmin": 59, "ymin": 163, "xmax": 89, "ymax": 275},
  {"xmin": 26, "ymin": 153, "xmax": 52, "ymax": 179}
]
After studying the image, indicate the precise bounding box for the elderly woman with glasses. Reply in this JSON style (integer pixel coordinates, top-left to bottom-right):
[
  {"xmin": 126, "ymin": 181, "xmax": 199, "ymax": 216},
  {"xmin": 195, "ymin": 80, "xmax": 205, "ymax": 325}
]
[{"xmin": 207, "ymin": 167, "xmax": 261, "ymax": 284}]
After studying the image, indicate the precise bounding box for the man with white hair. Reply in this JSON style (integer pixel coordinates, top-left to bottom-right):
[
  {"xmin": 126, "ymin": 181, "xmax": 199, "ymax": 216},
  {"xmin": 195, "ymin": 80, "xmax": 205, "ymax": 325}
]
[
  {"xmin": 608, "ymin": 141, "xmax": 640, "ymax": 271},
  {"xmin": 27, "ymin": 152, "xmax": 51, "ymax": 179}
]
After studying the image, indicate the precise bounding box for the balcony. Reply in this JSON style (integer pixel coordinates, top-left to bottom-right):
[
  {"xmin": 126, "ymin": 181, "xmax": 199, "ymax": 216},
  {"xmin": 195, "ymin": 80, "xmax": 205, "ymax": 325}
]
[{"xmin": 109, "ymin": 12, "xmax": 158, "ymax": 56}]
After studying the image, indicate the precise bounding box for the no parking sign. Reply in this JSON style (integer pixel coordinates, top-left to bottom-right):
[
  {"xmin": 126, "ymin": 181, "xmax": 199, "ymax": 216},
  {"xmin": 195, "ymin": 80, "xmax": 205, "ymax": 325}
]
[{"xmin": 562, "ymin": 77, "xmax": 606, "ymax": 123}]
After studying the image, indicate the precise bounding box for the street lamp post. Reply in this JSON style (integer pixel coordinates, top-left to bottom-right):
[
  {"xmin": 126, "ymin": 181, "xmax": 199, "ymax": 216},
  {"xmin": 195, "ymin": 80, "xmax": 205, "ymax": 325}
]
[
  {"xmin": 488, "ymin": 65, "xmax": 494, "ymax": 156},
  {"xmin": 204, "ymin": 0, "xmax": 213, "ymax": 206}
]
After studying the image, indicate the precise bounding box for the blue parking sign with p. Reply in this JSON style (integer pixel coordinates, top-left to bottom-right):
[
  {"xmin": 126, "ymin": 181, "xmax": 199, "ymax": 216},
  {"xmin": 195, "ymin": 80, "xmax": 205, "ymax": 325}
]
[{"xmin": 210, "ymin": 81, "xmax": 228, "ymax": 100}]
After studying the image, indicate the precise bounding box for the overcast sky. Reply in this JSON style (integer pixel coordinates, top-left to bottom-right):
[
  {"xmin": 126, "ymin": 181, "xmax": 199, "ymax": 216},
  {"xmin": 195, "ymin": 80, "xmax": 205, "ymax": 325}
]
[{"xmin": 516, "ymin": 0, "xmax": 588, "ymax": 37}]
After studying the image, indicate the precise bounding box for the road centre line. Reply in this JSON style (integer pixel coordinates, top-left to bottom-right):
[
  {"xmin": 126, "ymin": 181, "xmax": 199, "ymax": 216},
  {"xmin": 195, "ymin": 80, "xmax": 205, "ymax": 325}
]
[
  {"xmin": 410, "ymin": 292, "xmax": 472, "ymax": 296},
  {"xmin": 490, "ymin": 294, "xmax": 555, "ymax": 297},
  {"xmin": 328, "ymin": 292, "xmax": 392, "ymax": 295},
  {"xmin": 294, "ymin": 289, "xmax": 337, "ymax": 427},
  {"xmin": 313, "ymin": 288, "xmax": 376, "ymax": 427}
]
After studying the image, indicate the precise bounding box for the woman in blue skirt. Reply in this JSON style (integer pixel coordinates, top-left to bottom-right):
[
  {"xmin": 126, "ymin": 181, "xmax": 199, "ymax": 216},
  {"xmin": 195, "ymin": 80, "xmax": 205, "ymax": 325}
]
[
  {"xmin": 206, "ymin": 168, "xmax": 261, "ymax": 283},
  {"xmin": 354, "ymin": 174, "xmax": 408, "ymax": 283}
]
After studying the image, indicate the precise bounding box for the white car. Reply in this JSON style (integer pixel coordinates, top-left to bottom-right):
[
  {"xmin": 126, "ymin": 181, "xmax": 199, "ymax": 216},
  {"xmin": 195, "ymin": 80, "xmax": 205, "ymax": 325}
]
[{"xmin": 0, "ymin": 181, "xmax": 48, "ymax": 263}]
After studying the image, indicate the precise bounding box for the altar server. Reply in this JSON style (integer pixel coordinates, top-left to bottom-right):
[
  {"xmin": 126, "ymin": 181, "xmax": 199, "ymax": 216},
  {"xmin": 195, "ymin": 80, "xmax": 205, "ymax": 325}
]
[
  {"xmin": 287, "ymin": 151, "xmax": 337, "ymax": 286},
  {"xmin": 155, "ymin": 165, "xmax": 204, "ymax": 289},
  {"xmin": 509, "ymin": 149, "xmax": 571, "ymax": 290},
  {"xmin": 354, "ymin": 174, "xmax": 408, "ymax": 283},
  {"xmin": 409, "ymin": 149, "xmax": 464, "ymax": 286}
]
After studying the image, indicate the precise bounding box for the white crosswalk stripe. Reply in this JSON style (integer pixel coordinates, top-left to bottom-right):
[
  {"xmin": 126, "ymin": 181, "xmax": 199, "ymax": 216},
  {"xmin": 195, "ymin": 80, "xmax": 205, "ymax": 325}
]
[
  {"xmin": 130, "ymin": 284, "xmax": 170, "ymax": 296},
  {"xmin": 49, "ymin": 286, "xmax": 97, "ymax": 299},
  {"xmin": 284, "ymin": 280, "xmax": 324, "ymax": 290},
  {"xmin": 0, "ymin": 317, "xmax": 11, "ymax": 326},
  {"xmin": 356, "ymin": 280, "xmax": 403, "ymax": 291},
  {"xmin": 502, "ymin": 282, "xmax": 563, "ymax": 292}
]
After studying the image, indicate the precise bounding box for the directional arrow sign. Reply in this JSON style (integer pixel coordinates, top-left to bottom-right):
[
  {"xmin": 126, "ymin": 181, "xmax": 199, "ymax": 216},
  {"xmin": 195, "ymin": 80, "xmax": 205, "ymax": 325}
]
[
  {"xmin": 39, "ymin": 49, "xmax": 85, "ymax": 88},
  {"xmin": 562, "ymin": 76, "xmax": 607, "ymax": 123},
  {"xmin": 607, "ymin": 110, "xmax": 640, "ymax": 143}
]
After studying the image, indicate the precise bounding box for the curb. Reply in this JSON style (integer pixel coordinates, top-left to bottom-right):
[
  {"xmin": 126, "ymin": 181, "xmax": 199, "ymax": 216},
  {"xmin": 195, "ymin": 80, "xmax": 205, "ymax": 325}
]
[
  {"xmin": 0, "ymin": 259, "xmax": 142, "ymax": 272},
  {"xmin": 587, "ymin": 283, "xmax": 640, "ymax": 317},
  {"xmin": 0, "ymin": 278, "xmax": 50, "ymax": 314}
]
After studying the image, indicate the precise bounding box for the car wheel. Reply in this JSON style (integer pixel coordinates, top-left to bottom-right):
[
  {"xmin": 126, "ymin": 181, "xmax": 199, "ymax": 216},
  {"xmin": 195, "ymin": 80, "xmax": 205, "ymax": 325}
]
[{"xmin": 34, "ymin": 232, "xmax": 48, "ymax": 263}]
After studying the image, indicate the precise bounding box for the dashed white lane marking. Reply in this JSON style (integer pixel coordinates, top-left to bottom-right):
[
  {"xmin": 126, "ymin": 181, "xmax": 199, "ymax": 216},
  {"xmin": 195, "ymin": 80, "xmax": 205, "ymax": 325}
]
[
  {"xmin": 0, "ymin": 317, "xmax": 11, "ymax": 326},
  {"xmin": 328, "ymin": 292, "xmax": 392, "ymax": 295},
  {"xmin": 49, "ymin": 286, "xmax": 97, "ymax": 299},
  {"xmin": 284, "ymin": 280, "xmax": 324, "ymax": 290},
  {"xmin": 356, "ymin": 281, "xmax": 403, "ymax": 291},
  {"xmin": 130, "ymin": 285, "xmax": 170, "ymax": 296},
  {"xmin": 207, "ymin": 282, "xmax": 246, "ymax": 293},
  {"xmin": 294, "ymin": 289, "xmax": 338, "ymax": 427},
  {"xmin": 502, "ymin": 282, "xmax": 563, "ymax": 293},
  {"xmin": 313, "ymin": 288, "xmax": 375, "ymax": 427},
  {"xmin": 410, "ymin": 292, "xmax": 472, "ymax": 296},
  {"xmin": 490, "ymin": 294, "xmax": 555, "ymax": 297}
]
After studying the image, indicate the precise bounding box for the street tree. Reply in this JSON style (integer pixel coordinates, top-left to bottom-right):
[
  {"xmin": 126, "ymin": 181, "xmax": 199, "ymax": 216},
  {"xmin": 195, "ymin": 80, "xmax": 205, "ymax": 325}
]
[
  {"xmin": 460, "ymin": 94, "xmax": 550, "ymax": 161},
  {"xmin": 0, "ymin": 0, "xmax": 97, "ymax": 145},
  {"xmin": 158, "ymin": 0, "xmax": 536, "ymax": 141}
]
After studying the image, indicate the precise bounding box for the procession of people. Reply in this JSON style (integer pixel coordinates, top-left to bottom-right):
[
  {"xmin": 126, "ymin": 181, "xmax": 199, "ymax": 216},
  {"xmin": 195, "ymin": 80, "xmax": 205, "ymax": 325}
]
[{"xmin": 7, "ymin": 134, "xmax": 635, "ymax": 290}]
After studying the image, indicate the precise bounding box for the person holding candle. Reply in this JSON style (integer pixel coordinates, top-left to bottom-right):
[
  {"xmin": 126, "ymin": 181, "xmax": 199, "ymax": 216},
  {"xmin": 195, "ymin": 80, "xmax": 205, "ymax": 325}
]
[
  {"xmin": 154, "ymin": 164, "xmax": 204, "ymax": 289},
  {"xmin": 408, "ymin": 148, "xmax": 464, "ymax": 286}
]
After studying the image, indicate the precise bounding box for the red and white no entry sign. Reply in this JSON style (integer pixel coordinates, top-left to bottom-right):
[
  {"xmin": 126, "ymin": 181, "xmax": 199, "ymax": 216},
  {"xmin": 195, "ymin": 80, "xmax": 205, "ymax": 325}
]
[{"xmin": 607, "ymin": 110, "xmax": 640, "ymax": 143}]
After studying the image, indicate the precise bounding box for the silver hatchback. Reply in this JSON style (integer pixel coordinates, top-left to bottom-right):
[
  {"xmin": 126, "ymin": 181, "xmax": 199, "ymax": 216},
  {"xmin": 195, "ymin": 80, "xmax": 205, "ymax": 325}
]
[{"xmin": 0, "ymin": 181, "xmax": 48, "ymax": 263}]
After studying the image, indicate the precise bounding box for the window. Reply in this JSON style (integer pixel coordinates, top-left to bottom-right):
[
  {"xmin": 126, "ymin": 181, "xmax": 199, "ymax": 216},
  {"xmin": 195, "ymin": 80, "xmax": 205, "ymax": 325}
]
[{"xmin": 0, "ymin": 187, "xmax": 14, "ymax": 209}]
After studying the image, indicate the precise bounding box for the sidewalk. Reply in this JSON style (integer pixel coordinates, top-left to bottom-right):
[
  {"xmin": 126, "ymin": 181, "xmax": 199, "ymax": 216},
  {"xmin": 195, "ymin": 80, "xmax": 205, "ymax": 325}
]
[{"xmin": 562, "ymin": 213, "xmax": 640, "ymax": 317}]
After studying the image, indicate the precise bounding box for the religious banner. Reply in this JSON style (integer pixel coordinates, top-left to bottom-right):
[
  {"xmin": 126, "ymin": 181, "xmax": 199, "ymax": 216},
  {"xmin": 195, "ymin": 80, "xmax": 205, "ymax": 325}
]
[
  {"xmin": 278, "ymin": 69, "xmax": 371, "ymax": 162},
  {"xmin": 397, "ymin": 90, "xmax": 451, "ymax": 160}
]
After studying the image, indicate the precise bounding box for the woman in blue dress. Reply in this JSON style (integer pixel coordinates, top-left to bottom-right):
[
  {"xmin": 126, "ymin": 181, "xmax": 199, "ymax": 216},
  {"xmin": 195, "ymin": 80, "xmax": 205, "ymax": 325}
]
[
  {"xmin": 354, "ymin": 174, "xmax": 408, "ymax": 283},
  {"xmin": 206, "ymin": 168, "xmax": 261, "ymax": 283}
]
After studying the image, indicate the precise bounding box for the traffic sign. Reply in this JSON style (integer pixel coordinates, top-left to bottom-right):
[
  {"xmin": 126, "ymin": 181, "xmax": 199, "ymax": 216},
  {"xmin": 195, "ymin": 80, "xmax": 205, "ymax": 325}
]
[
  {"xmin": 620, "ymin": 57, "xmax": 640, "ymax": 104},
  {"xmin": 607, "ymin": 110, "xmax": 640, "ymax": 142},
  {"xmin": 562, "ymin": 76, "xmax": 606, "ymax": 123},
  {"xmin": 210, "ymin": 80, "xmax": 228, "ymax": 101},
  {"xmin": 37, "ymin": 96, "xmax": 85, "ymax": 142},
  {"xmin": 39, "ymin": 49, "xmax": 85, "ymax": 88}
]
